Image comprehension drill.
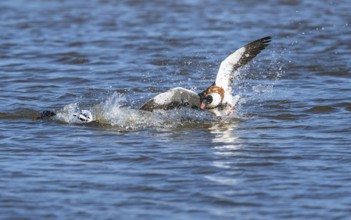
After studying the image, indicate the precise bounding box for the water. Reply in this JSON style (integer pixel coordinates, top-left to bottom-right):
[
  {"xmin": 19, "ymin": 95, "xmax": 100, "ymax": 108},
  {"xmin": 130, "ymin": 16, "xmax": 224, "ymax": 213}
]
[{"xmin": 1, "ymin": 0, "xmax": 351, "ymax": 219}]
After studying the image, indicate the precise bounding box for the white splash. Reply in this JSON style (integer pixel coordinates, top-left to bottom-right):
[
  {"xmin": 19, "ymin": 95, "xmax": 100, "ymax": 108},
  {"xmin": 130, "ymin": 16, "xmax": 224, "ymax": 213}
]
[
  {"xmin": 55, "ymin": 103, "xmax": 95, "ymax": 124},
  {"xmin": 55, "ymin": 92, "xmax": 216, "ymax": 130}
]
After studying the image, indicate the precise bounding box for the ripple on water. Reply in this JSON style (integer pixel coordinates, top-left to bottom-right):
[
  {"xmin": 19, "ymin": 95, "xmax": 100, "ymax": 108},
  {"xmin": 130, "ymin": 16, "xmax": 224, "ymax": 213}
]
[
  {"xmin": 304, "ymin": 105, "xmax": 337, "ymax": 114},
  {"xmin": 53, "ymin": 52, "xmax": 90, "ymax": 65},
  {"xmin": 267, "ymin": 113, "xmax": 307, "ymax": 121},
  {"xmin": 336, "ymin": 102, "xmax": 351, "ymax": 112}
]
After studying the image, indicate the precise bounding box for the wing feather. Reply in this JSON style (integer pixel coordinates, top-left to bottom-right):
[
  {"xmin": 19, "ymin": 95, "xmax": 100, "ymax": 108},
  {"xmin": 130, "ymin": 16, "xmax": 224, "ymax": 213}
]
[
  {"xmin": 215, "ymin": 36, "xmax": 272, "ymax": 93},
  {"xmin": 140, "ymin": 87, "xmax": 200, "ymax": 111}
]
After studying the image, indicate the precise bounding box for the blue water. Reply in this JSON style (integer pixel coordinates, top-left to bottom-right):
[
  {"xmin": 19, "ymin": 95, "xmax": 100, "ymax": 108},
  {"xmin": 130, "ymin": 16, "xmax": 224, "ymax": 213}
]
[{"xmin": 1, "ymin": 0, "xmax": 351, "ymax": 219}]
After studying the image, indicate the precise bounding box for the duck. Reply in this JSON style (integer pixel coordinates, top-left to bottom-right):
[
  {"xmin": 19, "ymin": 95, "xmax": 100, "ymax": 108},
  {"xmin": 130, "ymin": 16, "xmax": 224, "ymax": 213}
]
[
  {"xmin": 140, "ymin": 36, "xmax": 272, "ymax": 116},
  {"xmin": 40, "ymin": 36, "xmax": 271, "ymax": 122}
]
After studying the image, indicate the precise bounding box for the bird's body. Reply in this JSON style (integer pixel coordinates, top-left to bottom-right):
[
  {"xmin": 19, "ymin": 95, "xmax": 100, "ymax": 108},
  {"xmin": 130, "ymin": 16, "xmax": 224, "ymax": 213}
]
[{"xmin": 140, "ymin": 36, "xmax": 272, "ymax": 117}]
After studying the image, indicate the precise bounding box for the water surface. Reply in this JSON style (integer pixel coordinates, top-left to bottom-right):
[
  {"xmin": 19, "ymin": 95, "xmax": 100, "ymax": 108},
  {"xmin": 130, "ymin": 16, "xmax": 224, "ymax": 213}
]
[{"xmin": 1, "ymin": 0, "xmax": 351, "ymax": 219}]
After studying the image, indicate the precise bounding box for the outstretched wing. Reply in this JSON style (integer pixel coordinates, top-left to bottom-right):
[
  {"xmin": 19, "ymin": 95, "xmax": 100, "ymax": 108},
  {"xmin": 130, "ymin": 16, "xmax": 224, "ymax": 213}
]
[
  {"xmin": 215, "ymin": 36, "xmax": 272, "ymax": 93},
  {"xmin": 140, "ymin": 87, "xmax": 200, "ymax": 112}
]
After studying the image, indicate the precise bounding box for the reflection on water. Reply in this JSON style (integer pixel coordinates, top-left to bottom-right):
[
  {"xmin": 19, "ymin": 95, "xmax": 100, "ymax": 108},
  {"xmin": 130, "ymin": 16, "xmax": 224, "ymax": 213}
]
[
  {"xmin": 209, "ymin": 122, "xmax": 241, "ymax": 152},
  {"xmin": 206, "ymin": 122, "xmax": 241, "ymax": 186}
]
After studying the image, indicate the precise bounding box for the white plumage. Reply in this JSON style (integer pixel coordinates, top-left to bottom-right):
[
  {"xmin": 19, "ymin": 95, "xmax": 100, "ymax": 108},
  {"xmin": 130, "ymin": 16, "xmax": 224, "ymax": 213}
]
[{"xmin": 140, "ymin": 87, "xmax": 200, "ymax": 111}]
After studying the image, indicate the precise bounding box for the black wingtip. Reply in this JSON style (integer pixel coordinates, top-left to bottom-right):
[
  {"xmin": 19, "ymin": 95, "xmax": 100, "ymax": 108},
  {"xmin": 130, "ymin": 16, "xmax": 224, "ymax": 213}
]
[
  {"xmin": 262, "ymin": 36, "xmax": 272, "ymax": 41},
  {"xmin": 232, "ymin": 36, "xmax": 272, "ymax": 69},
  {"xmin": 261, "ymin": 36, "xmax": 272, "ymax": 46},
  {"xmin": 244, "ymin": 36, "xmax": 272, "ymax": 52},
  {"xmin": 254, "ymin": 36, "xmax": 272, "ymax": 48}
]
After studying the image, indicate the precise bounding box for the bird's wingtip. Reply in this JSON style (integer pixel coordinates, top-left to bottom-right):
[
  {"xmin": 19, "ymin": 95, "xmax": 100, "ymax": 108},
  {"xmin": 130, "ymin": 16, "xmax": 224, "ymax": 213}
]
[{"xmin": 261, "ymin": 36, "xmax": 272, "ymax": 45}]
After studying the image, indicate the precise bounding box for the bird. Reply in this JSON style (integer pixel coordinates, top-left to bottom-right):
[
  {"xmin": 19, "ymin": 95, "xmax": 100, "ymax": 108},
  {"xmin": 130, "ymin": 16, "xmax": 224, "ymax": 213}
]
[
  {"xmin": 140, "ymin": 36, "xmax": 272, "ymax": 117},
  {"xmin": 39, "ymin": 36, "xmax": 271, "ymax": 122}
]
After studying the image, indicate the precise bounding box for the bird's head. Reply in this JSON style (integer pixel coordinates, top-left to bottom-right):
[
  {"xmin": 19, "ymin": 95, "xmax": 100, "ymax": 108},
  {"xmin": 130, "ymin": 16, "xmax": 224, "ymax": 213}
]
[{"xmin": 198, "ymin": 84, "xmax": 224, "ymax": 110}]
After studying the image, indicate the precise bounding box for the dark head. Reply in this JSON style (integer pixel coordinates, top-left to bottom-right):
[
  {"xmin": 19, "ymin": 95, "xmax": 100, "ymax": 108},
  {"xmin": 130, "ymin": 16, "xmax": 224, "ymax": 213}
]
[{"xmin": 198, "ymin": 84, "xmax": 224, "ymax": 109}]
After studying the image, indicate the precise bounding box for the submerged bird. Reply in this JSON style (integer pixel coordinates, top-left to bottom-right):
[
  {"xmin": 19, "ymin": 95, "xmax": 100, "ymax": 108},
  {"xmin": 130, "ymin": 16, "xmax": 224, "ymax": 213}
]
[
  {"xmin": 40, "ymin": 36, "xmax": 271, "ymax": 122},
  {"xmin": 140, "ymin": 36, "xmax": 272, "ymax": 117}
]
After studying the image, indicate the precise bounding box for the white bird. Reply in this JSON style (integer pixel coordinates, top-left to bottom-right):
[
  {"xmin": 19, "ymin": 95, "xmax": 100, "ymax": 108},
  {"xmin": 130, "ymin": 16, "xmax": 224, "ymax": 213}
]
[{"xmin": 140, "ymin": 36, "xmax": 272, "ymax": 117}]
